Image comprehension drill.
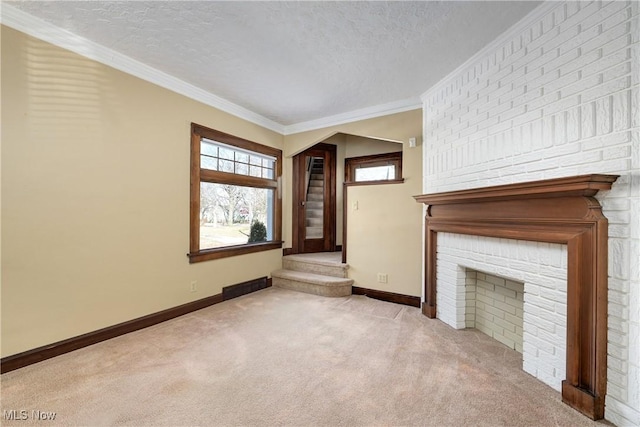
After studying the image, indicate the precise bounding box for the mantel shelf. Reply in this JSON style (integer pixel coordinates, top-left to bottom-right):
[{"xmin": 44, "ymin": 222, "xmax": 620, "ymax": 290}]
[
  {"xmin": 414, "ymin": 174, "xmax": 619, "ymax": 205},
  {"xmin": 413, "ymin": 174, "xmax": 619, "ymax": 421}
]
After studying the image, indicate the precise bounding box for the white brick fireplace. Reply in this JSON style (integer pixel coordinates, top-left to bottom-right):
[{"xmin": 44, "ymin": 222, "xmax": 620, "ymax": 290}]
[
  {"xmin": 415, "ymin": 175, "xmax": 617, "ymax": 421},
  {"xmin": 464, "ymin": 269, "xmax": 525, "ymax": 354},
  {"xmin": 419, "ymin": 1, "xmax": 638, "ymax": 425},
  {"xmin": 436, "ymin": 233, "xmax": 567, "ymax": 391}
]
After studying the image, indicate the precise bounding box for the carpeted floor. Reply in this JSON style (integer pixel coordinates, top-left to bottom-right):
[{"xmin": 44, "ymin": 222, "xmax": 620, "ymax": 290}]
[{"xmin": 1, "ymin": 288, "xmax": 609, "ymax": 426}]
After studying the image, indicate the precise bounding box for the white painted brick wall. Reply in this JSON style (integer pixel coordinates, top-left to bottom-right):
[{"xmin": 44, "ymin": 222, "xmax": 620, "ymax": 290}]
[
  {"xmin": 466, "ymin": 269, "xmax": 525, "ymax": 354},
  {"xmin": 437, "ymin": 233, "xmax": 567, "ymax": 391},
  {"xmin": 422, "ymin": 2, "xmax": 639, "ymax": 425},
  {"xmin": 465, "ymin": 270, "xmax": 477, "ymax": 329}
]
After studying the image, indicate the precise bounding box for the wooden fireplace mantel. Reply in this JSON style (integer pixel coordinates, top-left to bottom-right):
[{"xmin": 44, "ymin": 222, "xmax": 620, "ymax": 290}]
[{"xmin": 414, "ymin": 174, "xmax": 619, "ymax": 420}]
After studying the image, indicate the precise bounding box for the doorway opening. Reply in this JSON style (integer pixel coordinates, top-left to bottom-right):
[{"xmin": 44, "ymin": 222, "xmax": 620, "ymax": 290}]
[{"xmin": 292, "ymin": 143, "xmax": 336, "ymax": 253}]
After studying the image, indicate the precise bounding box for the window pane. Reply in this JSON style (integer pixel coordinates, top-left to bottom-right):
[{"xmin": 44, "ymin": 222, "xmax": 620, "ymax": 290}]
[
  {"xmin": 219, "ymin": 147, "xmax": 234, "ymax": 160},
  {"xmin": 201, "ymin": 141, "xmax": 218, "ymax": 157},
  {"xmin": 219, "ymin": 159, "xmax": 234, "ymax": 173},
  {"xmin": 355, "ymin": 165, "xmax": 395, "ymax": 182},
  {"xmin": 249, "ymin": 165, "xmax": 262, "ymax": 177},
  {"xmin": 250, "ymin": 155, "xmax": 262, "ymax": 166},
  {"xmin": 200, "ymin": 182, "xmax": 274, "ymax": 250},
  {"xmin": 236, "ymin": 162, "xmax": 249, "ymax": 176},
  {"xmin": 200, "ymin": 139, "xmax": 277, "ymax": 181},
  {"xmin": 201, "ymin": 156, "xmax": 218, "ymax": 171}
]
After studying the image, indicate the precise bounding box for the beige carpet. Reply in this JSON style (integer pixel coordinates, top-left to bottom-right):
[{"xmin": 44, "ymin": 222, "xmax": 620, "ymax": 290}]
[{"xmin": 1, "ymin": 288, "xmax": 609, "ymax": 426}]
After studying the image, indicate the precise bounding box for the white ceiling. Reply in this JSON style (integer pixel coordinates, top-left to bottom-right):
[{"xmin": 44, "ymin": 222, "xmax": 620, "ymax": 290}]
[{"xmin": 4, "ymin": 1, "xmax": 542, "ymax": 130}]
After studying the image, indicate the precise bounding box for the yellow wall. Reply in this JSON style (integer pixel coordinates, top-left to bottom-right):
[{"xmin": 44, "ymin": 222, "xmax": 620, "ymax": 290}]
[
  {"xmin": 345, "ymin": 141, "xmax": 423, "ymax": 297},
  {"xmin": 299, "ymin": 134, "xmax": 403, "ymax": 247},
  {"xmin": 342, "ymin": 134, "xmax": 421, "ymax": 296},
  {"xmin": 1, "ymin": 27, "xmax": 284, "ymax": 357},
  {"xmin": 340, "ymin": 135, "xmax": 403, "ymax": 247},
  {"xmin": 344, "ymin": 135, "xmax": 401, "ymax": 158},
  {"xmin": 283, "ymin": 110, "xmax": 421, "ymax": 157},
  {"xmin": 1, "ymin": 26, "xmax": 424, "ymax": 357},
  {"xmin": 282, "ymin": 109, "xmax": 422, "ymax": 249},
  {"xmin": 283, "ymin": 110, "xmax": 423, "ymax": 297}
]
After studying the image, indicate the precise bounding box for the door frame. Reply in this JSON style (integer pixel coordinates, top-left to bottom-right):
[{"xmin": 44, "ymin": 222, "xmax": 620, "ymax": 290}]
[{"xmin": 292, "ymin": 143, "xmax": 337, "ymax": 254}]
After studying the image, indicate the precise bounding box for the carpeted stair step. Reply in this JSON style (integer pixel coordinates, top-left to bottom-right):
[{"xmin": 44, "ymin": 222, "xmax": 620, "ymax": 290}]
[
  {"xmin": 306, "ymin": 217, "xmax": 323, "ymax": 227},
  {"xmin": 306, "ymin": 201, "xmax": 323, "ymax": 210},
  {"xmin": 283, "ymin": 254, "xmax": 349, "ymax": 278},
  {"xmin": 305, "ymin": 227, "xmax": 323, "ymax": 238},
  {"xmin": 306, "ymin": 208, "xmax": 323, "ymax": 217},
  {"xmin": 272, "ymin": 269, "xmax": 353, "ymax": 297}
]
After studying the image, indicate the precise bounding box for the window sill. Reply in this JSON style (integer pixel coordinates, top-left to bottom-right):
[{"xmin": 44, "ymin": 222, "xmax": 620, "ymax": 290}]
[
  {"xmin": 344, "ymin": 178, "xmax": 405, "ymax": 187},
  {"xmin": 188, "ymin": 241, "xmax": 283, "ymax": 263}
]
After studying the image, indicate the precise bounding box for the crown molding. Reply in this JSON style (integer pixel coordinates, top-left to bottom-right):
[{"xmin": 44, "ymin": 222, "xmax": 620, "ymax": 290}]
[
  {"xmin": 1, "ymin": 3, "xmax": 422, "ymax": 137},
  {"xmin": 420, "ymin": 0, "xmax": 559, "ymax": 103},
  {"xmin": 283, "ymin": 97, "xmax": 422, "ymax": 135},
  {"xmin": 0, "ymin": 3, "xmax": 285, "ymax": 134}
]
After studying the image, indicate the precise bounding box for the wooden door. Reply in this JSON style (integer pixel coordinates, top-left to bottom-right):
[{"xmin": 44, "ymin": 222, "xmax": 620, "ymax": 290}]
[{"xmin": 292, "ymin": 143, "xmax": 336, "ymax": 253}]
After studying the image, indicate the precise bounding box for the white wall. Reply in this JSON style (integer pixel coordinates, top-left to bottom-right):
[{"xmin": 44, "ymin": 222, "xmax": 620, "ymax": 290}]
[{"xmin": 421, "ymin": 1, "xmax": 639, "ymax": 425}]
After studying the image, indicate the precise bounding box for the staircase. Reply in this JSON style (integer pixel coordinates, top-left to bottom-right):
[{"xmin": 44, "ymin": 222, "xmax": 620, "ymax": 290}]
[
  {"xmin": 305, "ymin": 158, "xmax": 324, "ymax": 239},
  {"xmin": 272, "ymin": 253, "xmax": 353, "ymax": 297}
]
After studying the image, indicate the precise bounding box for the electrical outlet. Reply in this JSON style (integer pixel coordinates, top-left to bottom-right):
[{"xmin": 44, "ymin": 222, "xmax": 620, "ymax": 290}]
[
  {"xmin": 377, "ymin": 273, "xmax": 388, "ymax": 284},
  {"xmin": 190, "ymin": 281, "xmax": 197, "ymax": 293}
]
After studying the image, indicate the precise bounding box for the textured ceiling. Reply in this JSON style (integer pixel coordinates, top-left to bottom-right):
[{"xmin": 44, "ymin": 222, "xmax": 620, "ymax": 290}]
[{"xmin": 5, "ymin": 1, "xmax": 541, "ymax": 127}]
